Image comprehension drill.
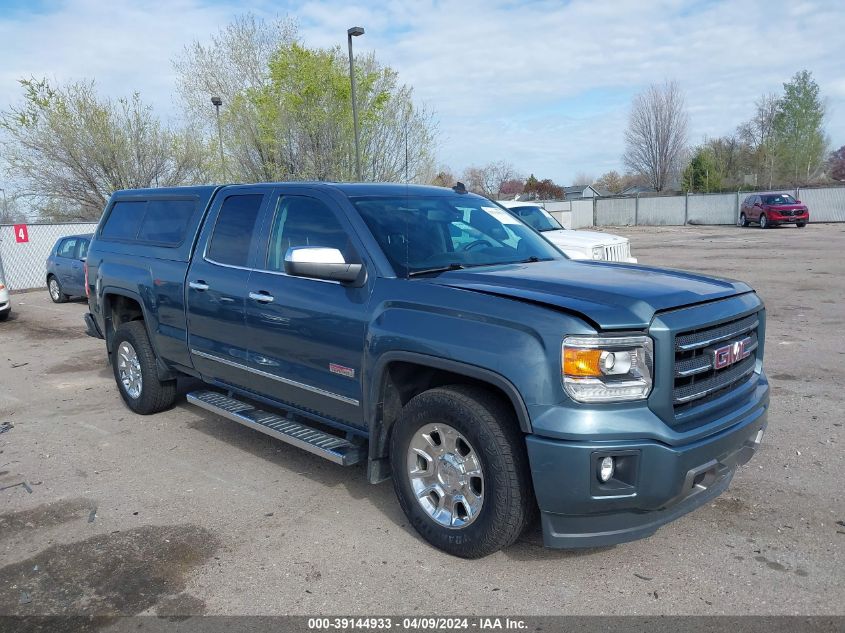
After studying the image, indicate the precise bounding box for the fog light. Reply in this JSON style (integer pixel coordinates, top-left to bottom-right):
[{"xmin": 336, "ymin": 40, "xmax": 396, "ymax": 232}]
[{"xmin": 598, "ymin": 456, "xmax": 615, "ymax": 482}]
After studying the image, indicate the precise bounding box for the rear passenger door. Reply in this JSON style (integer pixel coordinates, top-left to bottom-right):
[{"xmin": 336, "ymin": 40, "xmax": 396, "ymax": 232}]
[
  {"xmin": 55, "ymin": 238, "xmax": 79, "ymax": 292},
  {"xmin": 243, "ymin": 189, "xmax": 372, "ymax": 428},
  {"xmin": 186, "ymin": 188, "xmax": 270, "ymax": 390}
]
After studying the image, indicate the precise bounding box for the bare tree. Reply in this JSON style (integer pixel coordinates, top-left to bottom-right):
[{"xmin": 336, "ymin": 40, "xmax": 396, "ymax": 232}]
[
  {"xmin": 460, "ymin": 161, "xmax": 520, "ymax": 197},
  {"xmin": 737, "ymin": 94, "xmax": 779, "ymax": 188},
  {"xmin": 1, "ymin": 78, "xmax": 208, "ymax": 220},
  {"xmin": 623, "ymin": 81, "xmax": 688, "ymax": 191}
]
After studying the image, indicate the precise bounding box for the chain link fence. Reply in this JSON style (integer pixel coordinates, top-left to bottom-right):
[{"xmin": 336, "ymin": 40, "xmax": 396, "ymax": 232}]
[{"xmin": 0, "ymin": 222, "xmax": 98, "ymax": 291}]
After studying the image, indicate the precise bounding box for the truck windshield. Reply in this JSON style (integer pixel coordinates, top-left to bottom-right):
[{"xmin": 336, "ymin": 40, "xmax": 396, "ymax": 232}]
[
  {"xmin": 351, "ymin": 195, "xmax": 564, "ymax": 277},
  {"xmin": 506, "ymin": 205, "xmax": 563, "ymax": 232}
]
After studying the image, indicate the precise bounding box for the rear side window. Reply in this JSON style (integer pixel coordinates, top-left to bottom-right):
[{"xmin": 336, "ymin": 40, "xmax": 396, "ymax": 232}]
[
  {"xmin": 100, "ymin": 198, "xmax": 197, "ymax": 245},
  {"xmin": 57, "ymin": 238, "xmax": 78, "ymax": 258},
  {"xmin": 101, "ymin": 201, "xmax": 146, "ymax": 240},
  {"xmin": 207, "ymin": 194, "xmax": 264, "ymax": 267},
  {"xmin": 137, "ymin": 200, "xmax": 195, "ymax": 245}
]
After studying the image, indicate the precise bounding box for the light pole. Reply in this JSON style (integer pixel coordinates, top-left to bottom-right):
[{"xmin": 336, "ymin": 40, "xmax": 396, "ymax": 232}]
[
  {"xmin": 347, "ymin": 26, "xmax": 365, "ymax": 182},
  {"xmin": 0, "ymin": 188, "xmax": 7, "ymax": 220},
  {"xmin": 211, "ymin": 96, "xmax": 226, "ymax": 180}
]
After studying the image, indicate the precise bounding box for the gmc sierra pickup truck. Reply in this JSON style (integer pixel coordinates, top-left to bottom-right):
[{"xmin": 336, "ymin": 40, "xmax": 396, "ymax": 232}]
[{"xmin": 84, "ymin": 183, "xmax": 769, "ymax": 558}]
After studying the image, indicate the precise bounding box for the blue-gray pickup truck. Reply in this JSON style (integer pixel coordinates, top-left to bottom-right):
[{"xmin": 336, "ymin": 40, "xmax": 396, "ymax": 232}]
[{"xmin": 84, "ymin": 183, "xmax": 769, "ymax": 558}]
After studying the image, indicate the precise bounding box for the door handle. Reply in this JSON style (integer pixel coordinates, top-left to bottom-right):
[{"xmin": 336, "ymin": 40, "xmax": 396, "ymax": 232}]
[
  {"xmin": 189, "ymin": 280, "xmax": 209, "ymax": 291},
  {"xmin": 249, "ymin": 291, "xmax": 274, "ymax": 304}
]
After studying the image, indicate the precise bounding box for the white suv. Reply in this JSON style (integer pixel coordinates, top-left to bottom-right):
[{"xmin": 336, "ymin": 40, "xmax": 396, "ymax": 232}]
[
  {"xmin": 0, "ymin": 263, "xmax": 10, "ymax": 321},
  {"xmin": 498, "ymin": 201, "xmax": 637, "ymax": 263}
]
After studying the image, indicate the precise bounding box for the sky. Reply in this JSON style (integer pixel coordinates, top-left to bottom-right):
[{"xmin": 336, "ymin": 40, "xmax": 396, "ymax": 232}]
[{"xmin": 1, "ymin": 0, "xmax": 844, "ymax": 185}]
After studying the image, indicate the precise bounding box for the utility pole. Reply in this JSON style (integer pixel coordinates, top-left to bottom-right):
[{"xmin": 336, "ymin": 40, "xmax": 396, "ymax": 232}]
[
  {"xmin": 347, "ymin": 26, "xmax": 365, "ymax": 182},
  {"xmin": 211, "ymin": 96, "xmax": 226, "ymax": 180}
]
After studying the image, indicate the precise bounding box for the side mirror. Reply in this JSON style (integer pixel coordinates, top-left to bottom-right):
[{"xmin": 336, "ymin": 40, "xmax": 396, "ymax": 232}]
[{"xmin": 284, "ymin": 247, "xmax": 364, "ymax": 284}]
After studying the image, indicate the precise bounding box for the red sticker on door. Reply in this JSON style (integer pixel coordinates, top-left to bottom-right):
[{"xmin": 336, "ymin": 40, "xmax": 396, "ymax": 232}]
[{"xmin": 13, "ymin": 224, "xmax": 29, "ymax": 243}]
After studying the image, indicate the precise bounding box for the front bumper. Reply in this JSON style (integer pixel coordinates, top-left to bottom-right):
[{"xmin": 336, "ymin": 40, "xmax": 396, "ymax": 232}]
[
  {"xmin": 525, "ymin": 384, "xmax": 768, "ymax": 548},
  {"xmin": 769, "ymin": 213, "xmax": 809, "ymax": 225}
]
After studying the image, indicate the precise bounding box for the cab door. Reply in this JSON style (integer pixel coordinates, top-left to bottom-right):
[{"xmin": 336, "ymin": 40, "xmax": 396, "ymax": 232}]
[
  {"xmin": 186, "ymin": 187, "xmax": 270, "ymax": 389},
  {"xmin": 243, "ymin": 188, "xmax": 373, "ymax": 427}
]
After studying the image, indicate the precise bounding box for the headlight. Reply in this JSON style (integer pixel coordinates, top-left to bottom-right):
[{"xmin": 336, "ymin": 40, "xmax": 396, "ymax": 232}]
[
  {"xmin": 592, "ymin": 246, "xmax": 604, "ymax": 260},
  {"xmin": 562, "ymin": 335, "xmax": 653, "ymax": 402}
]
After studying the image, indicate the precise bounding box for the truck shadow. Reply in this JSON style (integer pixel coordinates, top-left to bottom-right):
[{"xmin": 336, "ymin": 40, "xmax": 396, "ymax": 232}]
[
  {"xmin": 172, "ymin": 385, "xmax": 616, "ymax": 561},
  {"xmin": 176, "ymin": 396, "xmax": 413, "ymax": 534}
]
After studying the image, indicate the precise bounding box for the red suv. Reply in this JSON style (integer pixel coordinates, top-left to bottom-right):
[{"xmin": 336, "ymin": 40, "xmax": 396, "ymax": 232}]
[{"xmin": 739, "ymin": 192, "xmax": 809, "ymax": 229}]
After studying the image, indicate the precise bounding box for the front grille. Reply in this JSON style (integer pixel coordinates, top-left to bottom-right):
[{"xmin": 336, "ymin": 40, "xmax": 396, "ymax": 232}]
[
  {"xmin": 603, "ymin": 242, "xmax": 630, "ymax": 262},
  {"xmin": 673, "ymin": 313, "xmax": 760, "ymax": 413}
]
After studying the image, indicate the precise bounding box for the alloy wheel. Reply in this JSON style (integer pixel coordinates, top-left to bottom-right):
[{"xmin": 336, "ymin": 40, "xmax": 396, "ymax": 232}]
[
  {"xmin": 407, "ymin": 423, "xmax": 484, "ymax": 528},
  {"xmin": 117, "ymin": 341, "xmax": 143, "ymax": 399}
]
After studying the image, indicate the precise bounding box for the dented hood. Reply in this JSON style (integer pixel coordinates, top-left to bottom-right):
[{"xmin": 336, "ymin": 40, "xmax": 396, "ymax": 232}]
[{"xmin": 427, "ymin": 260, "xmax": 752, "ymax": 330}]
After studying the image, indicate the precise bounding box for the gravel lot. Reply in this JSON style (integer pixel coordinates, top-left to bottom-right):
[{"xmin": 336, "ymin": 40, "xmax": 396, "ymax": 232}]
[{"xmin": 0, "ymin": 223, "xmax": 843, "ymax": 617}]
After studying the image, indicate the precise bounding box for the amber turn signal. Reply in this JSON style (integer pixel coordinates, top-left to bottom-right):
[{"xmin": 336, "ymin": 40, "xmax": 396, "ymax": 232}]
[{"xmin": 563, "ymin": 348, "xmax": 603, "ymax": 377}]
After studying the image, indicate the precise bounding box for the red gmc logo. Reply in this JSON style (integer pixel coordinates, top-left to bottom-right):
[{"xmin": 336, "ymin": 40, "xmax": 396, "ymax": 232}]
[{"xmin": 712, "ymin": 337, "xmax": 753, "ymax": 370}]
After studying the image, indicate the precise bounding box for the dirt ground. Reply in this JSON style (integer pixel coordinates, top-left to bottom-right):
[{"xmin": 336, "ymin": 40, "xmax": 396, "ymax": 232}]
[{"xmin": 0, "ymin": 223, "xmax": 843, "ymax": 618}]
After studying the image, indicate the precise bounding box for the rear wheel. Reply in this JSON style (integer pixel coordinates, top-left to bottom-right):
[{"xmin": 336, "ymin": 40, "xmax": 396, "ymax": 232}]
[
  {"xmin": 111, "ymin": 321, "xmax": 176, "ymax": 414},
  {"xmin": 759, "ymin": 214, "xmax": 768, "ymax": 229},
  {"xmin": 738, "ymin": 213, "xmax": 748, "ymax": 227},
  {"xmin": 390, "ymin": 385, "xmax": 535, "ymax": 558},
  {"xmin": 47, "ymin": 276, "xmax": 67, "ymax": 303}
]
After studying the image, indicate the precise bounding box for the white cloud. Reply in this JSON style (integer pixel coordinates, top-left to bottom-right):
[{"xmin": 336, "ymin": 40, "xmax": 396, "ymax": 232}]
[{"xmin": 1, "ymin": 0, "xmax": 843, "ymax": 184}]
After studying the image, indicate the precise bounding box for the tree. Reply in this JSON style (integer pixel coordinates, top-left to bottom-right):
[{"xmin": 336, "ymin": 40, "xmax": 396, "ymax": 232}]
[
  {"xmin": 460, "ymin": 161, "xmax": 520, "ymax": 198},
  {"xmin": 738, "ymin": 94, "xmax": 779, "ymax": 187},
  {"xmin": 829, "ymin": 146, "xmax": 845, "ymax": 181},
  {"xmin": 499, "ymin": 178, "xmax": 524, "ymax": 197},
  {"xmin": 682, "ymin": 146, "xmax": 721, "ymax": 192},
  {"xmin": 429, "ymin": 166, "xmax": 456, "ymax": 187},
  {"xmin": 595, "ymin": 170, "xmax": 624, "ymax": 194},
  {"xmin": 773, "ymin": 70, "xmax": 827, "ymax": 185},
  {"xmin": 0, "ymin": 78, "xmax": 207, "ymax": 220},
  {"xmin": 523, "ymin": 176, "xmax": 564, "ymax": 200},
  {"xmin": 623, "ymin": 81, "xmax": 688, "ymax": 191},
  {"xmin": 174, "ymin": 15, "xmax": 436, "ymax": 183},
  {"xmin": 0, "ymin": 193, "xmax": 26, "ymax": 224}
]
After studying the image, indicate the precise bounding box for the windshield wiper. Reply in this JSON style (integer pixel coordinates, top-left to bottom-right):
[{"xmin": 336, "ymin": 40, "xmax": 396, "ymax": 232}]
[{"xmin": 407, "ymin": 263, "xmax": 466, "ymax": 277}]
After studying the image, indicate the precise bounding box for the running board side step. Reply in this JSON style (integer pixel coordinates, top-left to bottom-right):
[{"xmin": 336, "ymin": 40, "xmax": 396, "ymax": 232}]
[{"xmin": 186, "ymin": 390, "xmax": 363, "ymax": 466}]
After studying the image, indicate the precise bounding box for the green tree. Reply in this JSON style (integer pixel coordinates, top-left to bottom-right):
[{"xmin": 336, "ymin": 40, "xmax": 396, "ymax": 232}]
[
  {"xmin": 175, "ymin": 16, "xmax": 436, "ymax": 183},
  {"xmin": 773, "ymin": 70, "xmax": 827, "ymax": 185},
  {"xmin": 682, "ymin": 146, "xmax": 721, "ymax": 192},
  {"xmin": 0, "ymin": 78, "xmax": 207, "ymax": 220}
]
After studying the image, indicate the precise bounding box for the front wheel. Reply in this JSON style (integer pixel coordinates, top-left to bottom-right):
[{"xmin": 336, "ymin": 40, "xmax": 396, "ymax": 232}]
[
  {"xmin": 759, "ymin": 214, "xmax": 768, "ymax": 229},
  {"xmin": 796, "ymin": 222, "xmax": 806, "ymax": 228},
  {"xmin": 390, "ymin": 385, "xmax": 535, "ymax": 558},
  {"xmin": 111, "ymin": 321, "xmax": 176, "ymax": 414},
  {"xmin": 0, "ymin": 310, "xmax": 8, "ymax": 322},
  {"xmin": 738, "ymin": 213, "xmax": 748, "ymax": 227}
]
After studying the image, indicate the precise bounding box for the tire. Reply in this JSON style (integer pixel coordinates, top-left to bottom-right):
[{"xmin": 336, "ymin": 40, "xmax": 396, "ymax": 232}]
[
  {"xmin": 796, "ymin": 222, "xmax": 806, "ymax": 228},
  {"xmin": 111, "ymin": 321, "xmax": 176, "ymax": 415},
  {"xmin": 48, "ymin": 275, "xmax": 68, "ymax": 303},
  {"xmin": 0, "ymin": 310, "xmax": 8, "ymax": 322},
  {"xmin": 759, "ymin": 214, "xmax": 768, "ymax": 229},
  {"xmin": 738, "ymin": 213, "xmax": 748, "ymax": 227},
  {"xmin": 389, "ymin": 385, "xmax": 535, "ymax": 558}
]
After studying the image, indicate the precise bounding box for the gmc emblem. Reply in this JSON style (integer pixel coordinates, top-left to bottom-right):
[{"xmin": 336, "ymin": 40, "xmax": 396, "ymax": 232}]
[{"xmin": 711, "ymin": 337, "xmax": 753, "ymax": 370}]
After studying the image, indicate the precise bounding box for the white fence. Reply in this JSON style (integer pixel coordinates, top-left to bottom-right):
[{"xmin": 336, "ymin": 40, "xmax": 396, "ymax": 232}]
[
  {"xmin": 589, "ymin": 186, "xmax": 845, "ymax": 227},
  {"xmin": 0, "ymin": 222, "xmax": 98, "ymax": 291}
]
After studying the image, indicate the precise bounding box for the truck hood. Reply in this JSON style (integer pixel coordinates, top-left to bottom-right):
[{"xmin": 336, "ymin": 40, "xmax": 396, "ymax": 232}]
[
  {"xmin": 541, "ymin": 228, "xmax": 628, "ymax": 251},
  {"xmin": 427, "ymin": 260, "xmax": 752, "ymax": 330}
]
